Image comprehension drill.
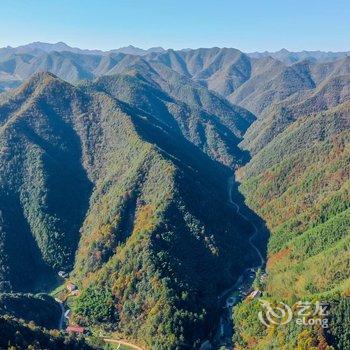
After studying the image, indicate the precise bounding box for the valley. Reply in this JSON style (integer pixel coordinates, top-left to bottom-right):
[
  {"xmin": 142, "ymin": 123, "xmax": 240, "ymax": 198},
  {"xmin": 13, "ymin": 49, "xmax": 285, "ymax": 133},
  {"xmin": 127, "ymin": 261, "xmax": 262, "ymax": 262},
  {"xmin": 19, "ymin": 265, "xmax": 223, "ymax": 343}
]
[
  {"xmin": 211, "ymin": 176, "xmax": 266, "ymax": 349},
  {"xmin": 0, "ymin": 42, "xmax": 349, "ymax": 350}
]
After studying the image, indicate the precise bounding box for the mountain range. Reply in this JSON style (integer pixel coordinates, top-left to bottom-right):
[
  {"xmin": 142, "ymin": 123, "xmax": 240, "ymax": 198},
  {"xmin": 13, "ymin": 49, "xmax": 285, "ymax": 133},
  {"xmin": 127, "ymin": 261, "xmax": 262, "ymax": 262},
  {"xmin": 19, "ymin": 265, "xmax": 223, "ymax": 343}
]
[
  {"xmin": 0, "ymin": 42, "xmax": 348, "ymax": 94},
  {"xmin": 248, "ymin": 48, "xmax": 350, "ymax": 64},
  {"xmin": 0, "ymin": 68, "xmax": 256, "ymax": 348},
  {"xmin": 0, "ymin": 42, "xmax": 349, "ymax": 349}
]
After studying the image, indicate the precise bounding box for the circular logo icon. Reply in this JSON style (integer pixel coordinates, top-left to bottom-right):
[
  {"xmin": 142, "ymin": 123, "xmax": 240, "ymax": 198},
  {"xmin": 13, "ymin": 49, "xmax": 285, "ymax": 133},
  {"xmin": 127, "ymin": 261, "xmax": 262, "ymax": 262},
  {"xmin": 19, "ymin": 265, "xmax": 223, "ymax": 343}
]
[{"xmin": 258, "ymin": 299, "xmax": 293, "ymax": 327}]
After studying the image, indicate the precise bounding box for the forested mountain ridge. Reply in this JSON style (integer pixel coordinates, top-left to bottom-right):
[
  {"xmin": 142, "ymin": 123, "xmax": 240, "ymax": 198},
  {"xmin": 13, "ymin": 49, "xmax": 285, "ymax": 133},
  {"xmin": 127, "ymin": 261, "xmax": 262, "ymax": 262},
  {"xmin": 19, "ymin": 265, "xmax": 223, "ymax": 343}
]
[
  {"xmin": 240, "ymin": 57, "xmax": 350, "ymax": 154},
  {"xmin": 234, "ymin": 88, "xmax": 350, "ymax": 349},
  {"xmin": 0, "ymin": 43, "xmax": 349, "ymax": 101},
  {"xmin": 81, "ymin": 64, "xmax": 255, "ymax": 167},
  {"xmin": 0, "ymin": 42, "xmax": 349, "ymax": 350},
  {"xmin": 0, "ymin": 315, "xmax": 95, "ymax": 350},
  {"xmin": 248, "ymin": 48, "xmax": 350, "ymax": 64},
  {"xmin": 0, "ymin": 72, "xmax": 256, "ymax": 348},
  {"xmin": 0, "ymin": 73, "xmax": 93, "ymax": 291},
  {"xmin": 231, "ymin": 43, "xmax": 350, "ymax": 350},
  {"xmin": 0, "ymin": 285, "xmax": 94, "ymax": 348}
]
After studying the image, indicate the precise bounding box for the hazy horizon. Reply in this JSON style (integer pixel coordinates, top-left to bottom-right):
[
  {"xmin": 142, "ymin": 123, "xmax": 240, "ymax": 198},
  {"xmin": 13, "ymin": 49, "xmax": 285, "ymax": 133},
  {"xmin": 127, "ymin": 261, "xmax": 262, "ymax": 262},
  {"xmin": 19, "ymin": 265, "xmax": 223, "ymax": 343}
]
[
  {"xmin": 1, "ymin": 40, "xmax": 349, "ymax": 54},
  {"xmin": 0, "ymin": 0, "xmax": 349, "ymax": 52}
]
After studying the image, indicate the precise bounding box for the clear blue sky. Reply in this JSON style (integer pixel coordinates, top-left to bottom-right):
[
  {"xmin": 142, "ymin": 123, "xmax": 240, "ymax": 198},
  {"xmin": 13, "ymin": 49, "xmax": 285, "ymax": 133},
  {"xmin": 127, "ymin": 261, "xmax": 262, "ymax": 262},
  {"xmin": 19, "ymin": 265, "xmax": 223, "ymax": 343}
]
[{"xmin": 1, "ymin": 0, "xmax": 349, "ymax": 52}]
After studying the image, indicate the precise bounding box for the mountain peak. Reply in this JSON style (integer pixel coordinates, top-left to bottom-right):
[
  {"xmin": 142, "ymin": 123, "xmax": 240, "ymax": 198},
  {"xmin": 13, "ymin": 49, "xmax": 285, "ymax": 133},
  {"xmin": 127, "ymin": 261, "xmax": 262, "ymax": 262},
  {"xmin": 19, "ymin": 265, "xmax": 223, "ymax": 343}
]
[
  {"xmin": 16, "ymin": 71, "xmax": 63, "ymax": 96},
  {"xmin": 21, "ymin": 41, "xmax": 71, "ymax": 52},
  {"xmin": 111, "ymin": 45, "xmax": 165, "ymax": 55}
]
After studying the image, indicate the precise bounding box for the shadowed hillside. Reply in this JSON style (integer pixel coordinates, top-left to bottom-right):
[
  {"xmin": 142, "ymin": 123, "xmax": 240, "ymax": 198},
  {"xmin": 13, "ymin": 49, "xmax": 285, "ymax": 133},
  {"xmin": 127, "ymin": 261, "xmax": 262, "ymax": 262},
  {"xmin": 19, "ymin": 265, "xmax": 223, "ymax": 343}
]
[
  {"xmin": 0, "ymin": 72, "xmax": 257, "ymax": 349},
  {"xmin": 0, "ymin": 42, "xmax": 349, "ymax": 350}
]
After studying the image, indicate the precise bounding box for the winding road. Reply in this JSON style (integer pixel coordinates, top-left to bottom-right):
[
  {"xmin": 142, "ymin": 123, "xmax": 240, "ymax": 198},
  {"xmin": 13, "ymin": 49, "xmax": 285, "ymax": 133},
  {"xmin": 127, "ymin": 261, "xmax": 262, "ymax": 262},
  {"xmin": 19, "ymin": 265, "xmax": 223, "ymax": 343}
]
[
  {"xmin": 212, "ymin": 176, "xmax": 266, "ymax": 348},
  {"xmin": 56, "ymin": 176, "xmax": 265, "ymax": 350},
  {"xmin": 93, "ymin": 176, "xmax": 264, "ymax": 350},
  {"xmin": 227, "ymin": 176, "xmax": 265, "ymax": 267},
  {"xmin": 217, "ymin": 177, "xmax": 265, "ymax": 301}
]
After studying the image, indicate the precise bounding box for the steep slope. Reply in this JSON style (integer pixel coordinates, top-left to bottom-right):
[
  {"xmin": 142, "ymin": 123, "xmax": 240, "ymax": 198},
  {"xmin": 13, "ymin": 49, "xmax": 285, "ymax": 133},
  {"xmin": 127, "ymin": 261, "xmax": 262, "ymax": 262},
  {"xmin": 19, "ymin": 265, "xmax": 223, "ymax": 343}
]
[
  {"xmin": 0, "ymin": 44, "xmax": 349, "ymax": 104},
  {"xmin": 139, "ymin": 60, "xmax": 255, "ymax": 134},
  {"xmin": 310, "ymin": 56, "xmax": 350, "ymax": 85},
  {"xmin": 0, "ymin": 315, "xmax": 95, "ymax": 349},
  {"xmin": 0, "ymin": 51, "xmax": 102, "ymax": 83},
  {"xmin": 81, "ymin": 66, "xmax": 255, "ymax": 167},
  {"xmin": 0, "ymin": 73, "xmax": 94, "ymax": 291},
  {"xmin": 241, "ymin": 103, "xmax": 350, "ymax": 178},
  {"xmin": 229, "ymin": 58, "xmax": 315, "ymax": 115},
  {"xmin": 147, "ymin": 47, "xmax": 252, "ymax": 97},
  {"xmin": 242, "ymin": 76, "xmax": 350, "ymax": 154},
  {"xmin": 234, "ymin": 103, "xmax": 350, "ymax": 349},
  {"xmin": 0, "ymin": 47, "xmax": 254, "ymax": 97},
  {"xmin": 0, "ymin": 293, "xmax": 61, "ymax": 329},
  {"xmin": 0, "ymin": 73, "xmax": 255, "ymax": 348}
]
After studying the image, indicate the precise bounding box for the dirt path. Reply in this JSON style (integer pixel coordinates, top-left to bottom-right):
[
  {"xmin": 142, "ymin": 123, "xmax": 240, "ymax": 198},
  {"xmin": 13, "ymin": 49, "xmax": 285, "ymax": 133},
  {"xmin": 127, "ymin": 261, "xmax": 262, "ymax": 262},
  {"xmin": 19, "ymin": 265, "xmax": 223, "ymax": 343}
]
[{"xmin": 103, "ymin": 338, "xmax": 145, "ymax": 350}]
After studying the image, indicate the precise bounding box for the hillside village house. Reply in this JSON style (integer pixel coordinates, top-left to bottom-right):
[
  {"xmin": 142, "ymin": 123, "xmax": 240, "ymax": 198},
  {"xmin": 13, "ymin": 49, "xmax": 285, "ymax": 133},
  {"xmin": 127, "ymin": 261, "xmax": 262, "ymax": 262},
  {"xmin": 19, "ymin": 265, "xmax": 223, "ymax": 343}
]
[
  {"xmin": 66, "ymin": 325, "xmax": 85, "ymax": 334},
  {"xmin": 66, "ymin": 282, "xmax": 77, "ymax": 292}
]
